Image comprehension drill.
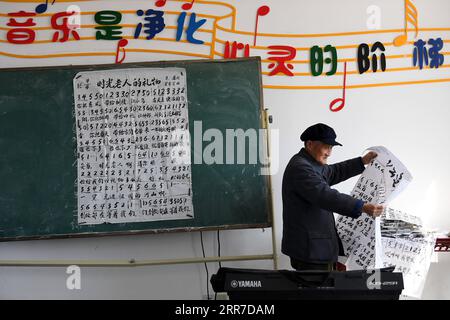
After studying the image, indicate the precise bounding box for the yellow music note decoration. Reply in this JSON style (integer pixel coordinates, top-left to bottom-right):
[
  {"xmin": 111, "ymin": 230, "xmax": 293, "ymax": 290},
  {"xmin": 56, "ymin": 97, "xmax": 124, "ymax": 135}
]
[{"xmin": 393, "ymin": 0, "xmax": 418, "ymax": 46}]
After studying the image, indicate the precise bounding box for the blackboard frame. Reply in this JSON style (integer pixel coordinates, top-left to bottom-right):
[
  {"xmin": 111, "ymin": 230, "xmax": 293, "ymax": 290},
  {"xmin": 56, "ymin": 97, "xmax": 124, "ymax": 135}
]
[{"xmin": 0, "ymin": 57, "xmax": 274, "ymax": 242}]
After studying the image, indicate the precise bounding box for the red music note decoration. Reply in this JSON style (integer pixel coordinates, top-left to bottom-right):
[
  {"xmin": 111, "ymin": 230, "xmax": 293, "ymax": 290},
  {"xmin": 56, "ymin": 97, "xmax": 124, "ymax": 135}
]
[
  {"xmin": 155, "ymin": 0, "xmax": 167, "ymax": 7},
  {"xmin": 182, "ymin": 0, "xmax": 195, "ymax": 10},
  {"xmin": 329, "ymin": 62, "xmax": 347, "ymax": 112},
  {"xmin": 115, "ymin": 39, "xmax": 128, "ymax": 64},
  {"xmin": 254, "ymin": 5, "xmax": 270, "ymax": 46}
]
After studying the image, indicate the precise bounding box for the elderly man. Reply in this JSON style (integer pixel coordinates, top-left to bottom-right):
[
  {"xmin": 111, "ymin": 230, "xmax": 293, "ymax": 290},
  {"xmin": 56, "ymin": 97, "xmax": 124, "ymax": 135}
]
[{"xmin": 281, "ymin": 123, "xmax": 383, "ymax": 271}]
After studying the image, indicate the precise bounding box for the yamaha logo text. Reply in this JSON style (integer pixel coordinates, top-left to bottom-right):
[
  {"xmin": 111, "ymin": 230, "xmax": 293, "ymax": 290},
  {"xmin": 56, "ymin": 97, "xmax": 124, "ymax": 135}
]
[{"xmin": 231, "ymin": 280, "xmax": 262, "ymax": 288}]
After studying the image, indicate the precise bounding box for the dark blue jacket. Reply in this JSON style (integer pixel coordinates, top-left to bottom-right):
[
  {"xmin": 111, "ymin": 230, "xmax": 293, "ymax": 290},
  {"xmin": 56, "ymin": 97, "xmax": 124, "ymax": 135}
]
[{"xmin": 281, "ymin": 148, "xmax": 365, "ymax": 263}]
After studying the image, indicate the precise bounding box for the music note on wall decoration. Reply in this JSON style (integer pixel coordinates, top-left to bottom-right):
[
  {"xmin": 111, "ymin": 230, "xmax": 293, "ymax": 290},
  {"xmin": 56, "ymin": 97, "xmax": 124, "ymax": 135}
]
[
  {"xmin": 329, "ymin": 62, "xmax": 347, "ymax": 112},
  {"xmin": 35, "ymin": 0, "xmax": 56, "ymax": 14},
  {"xmin": 393, "ymin": 0, "xmax": 419, "ymax": 46},
  {"xmin": 254, "ymin": 5, "xmax": 270, "ymax": 46},
  {"xmin": 155, "ymin": 0, "xmax": 167, "ymax": 7},
  {"xmin": 115, "ymin": 39, "xmax": 128, "ymax": 64},
  {"xmin": 182, "ymin": 0, "xmax": 195, "ymax": 10}
]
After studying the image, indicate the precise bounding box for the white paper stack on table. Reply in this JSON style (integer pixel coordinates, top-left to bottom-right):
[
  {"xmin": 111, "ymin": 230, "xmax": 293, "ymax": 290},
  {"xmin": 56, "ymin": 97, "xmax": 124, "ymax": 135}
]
[{"xmin": 380, "ymin": 208, "xmax": 436, "ymax": 298}]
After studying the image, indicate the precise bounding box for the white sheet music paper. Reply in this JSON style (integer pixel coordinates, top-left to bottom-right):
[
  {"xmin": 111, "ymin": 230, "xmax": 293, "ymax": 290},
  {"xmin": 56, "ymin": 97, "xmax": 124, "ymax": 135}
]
[
  {"xmin": 380, "ymin": 207, "xmax": 436, "ymax": 298},
  {"xmin": 365, "ymin": 146, "xmax": 412, "ymax": 203},
  {"xmin": 383, "ymin": 207, "xmax": 423, "ymax": 226},
  {"xmin": 382, "ymin": 233, "xmax": 436, "ymax": 298},
  {"xmin": 336, "ymin": 146, "xmax": 413, "ymax": 270}
]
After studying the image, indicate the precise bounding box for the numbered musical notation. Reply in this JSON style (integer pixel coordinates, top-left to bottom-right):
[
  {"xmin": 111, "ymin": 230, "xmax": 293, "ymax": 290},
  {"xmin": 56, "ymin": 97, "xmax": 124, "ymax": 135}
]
[
  {"xmin": 73, "ymin": 68, "xmax": 194, "ymax": 225},
  {"xmin": 337, "ymin": 214, "xmax": 377, "ymax": 269},
  {"xmin": 381, "ymin": 231, "xmax": 436, "ymax": 297},
  {"xmin": 337, "ymin": 147, "xmax": 413, "ymax": 270},
  {"xmin": 337, "ymin": 159, "xmax": 385, "ymax": 269}
]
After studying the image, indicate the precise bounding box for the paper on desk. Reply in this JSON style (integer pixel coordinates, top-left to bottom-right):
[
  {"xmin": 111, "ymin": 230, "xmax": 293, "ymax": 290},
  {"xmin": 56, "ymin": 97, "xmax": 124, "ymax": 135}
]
[
  {"xmin": 379, "ymin": 207, "xmax": 436, "ymax": 298},
  {"xmin": 382, "ymin": 232, "xmax": 436, "ymax": 298}
]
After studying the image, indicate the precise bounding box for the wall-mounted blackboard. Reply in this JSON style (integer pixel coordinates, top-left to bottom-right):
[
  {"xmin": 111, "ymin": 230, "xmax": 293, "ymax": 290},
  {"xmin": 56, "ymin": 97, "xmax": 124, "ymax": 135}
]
[{"xmin": 0, "ymin": 57, "xmax": 272, "ymax": 241}]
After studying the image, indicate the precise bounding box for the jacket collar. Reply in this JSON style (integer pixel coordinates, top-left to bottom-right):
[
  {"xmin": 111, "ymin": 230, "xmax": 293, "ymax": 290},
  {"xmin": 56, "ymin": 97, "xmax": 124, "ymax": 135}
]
[{"xmin": 299, "ymin": 148, "xmax": 323, "ymax": 167}]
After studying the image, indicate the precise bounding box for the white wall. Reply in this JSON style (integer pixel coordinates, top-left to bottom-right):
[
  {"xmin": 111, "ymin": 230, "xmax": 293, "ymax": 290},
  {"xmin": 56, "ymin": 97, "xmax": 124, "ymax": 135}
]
[{"xmin": 0, "ymin": 0, "xmax": 449, "ymax": 299}]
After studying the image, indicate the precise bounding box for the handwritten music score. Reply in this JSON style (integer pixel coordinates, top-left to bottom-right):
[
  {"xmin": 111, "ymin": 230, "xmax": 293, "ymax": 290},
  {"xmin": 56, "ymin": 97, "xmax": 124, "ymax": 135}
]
[
  {"xmin": 115, "ymin": 39, "xmax": 128, "ymax": 64},
  {"xmin": 254, "ymin": 5, "xmax": 270, "ymax": 46},
  {"xmin": 74, "ymin": 68, "xmax": 194, "ymax": 225},
  {"xmin": 329, "ymin": 62, "xmax": 347, "ymax": 112},
  {"xmin": 393, "ymin": 0, "xmax": 419, "ymax": 46},
  {"xmin": 35, "ymin": 0, "xmax": 56, "ymax": 14},
  {"xmin": 338, "ymin": 147, "xmax": 413, "ymax": 270}
]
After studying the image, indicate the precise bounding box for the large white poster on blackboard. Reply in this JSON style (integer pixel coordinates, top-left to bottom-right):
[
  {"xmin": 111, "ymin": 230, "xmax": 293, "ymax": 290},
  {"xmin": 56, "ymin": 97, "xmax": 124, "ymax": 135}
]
[{"xmin": 73, "ymin": 68, "xmax": 194, "ymax": 225}]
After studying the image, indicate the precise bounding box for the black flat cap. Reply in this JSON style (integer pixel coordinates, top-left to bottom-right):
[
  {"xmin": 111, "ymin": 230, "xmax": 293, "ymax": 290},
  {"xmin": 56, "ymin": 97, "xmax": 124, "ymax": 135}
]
[{"xmin": 300, "ymin": 123, "xmax": 342, "ymax": 146}]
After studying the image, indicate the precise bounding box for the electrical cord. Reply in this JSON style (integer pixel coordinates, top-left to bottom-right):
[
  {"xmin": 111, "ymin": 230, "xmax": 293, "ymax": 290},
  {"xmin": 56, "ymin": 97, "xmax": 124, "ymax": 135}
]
[
  {"xmin": 200, "ymin": 231, "xmax": 210, "ymax": 300},
  {"xmin": 214, "ymin": 229, "xmax": 222, "ymax": 300},
  {"xmin": 217, "ymin": 229, "xmax": 222, "ymax": 268}
]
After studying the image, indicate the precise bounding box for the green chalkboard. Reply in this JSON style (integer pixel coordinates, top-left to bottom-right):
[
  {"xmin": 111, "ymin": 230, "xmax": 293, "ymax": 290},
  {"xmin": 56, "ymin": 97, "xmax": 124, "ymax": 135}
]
[{"xmin": 0, "ymin": 57, "xmax": 272, "ymax": 241}]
